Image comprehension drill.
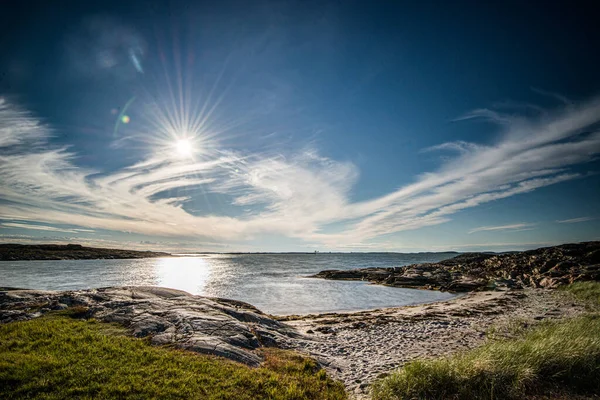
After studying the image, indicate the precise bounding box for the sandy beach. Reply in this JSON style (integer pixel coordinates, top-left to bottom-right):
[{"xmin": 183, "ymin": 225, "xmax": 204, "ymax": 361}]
[{"xmin": 281, "ymin": 288, "xmax": 585, "ymax": 398}]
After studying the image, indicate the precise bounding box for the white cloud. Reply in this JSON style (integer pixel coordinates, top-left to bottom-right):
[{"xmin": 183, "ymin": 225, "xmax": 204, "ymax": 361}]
[
  {"xmin": 556, "ymin": 217, "xmax": 595, "ymax": 224},
  {"xmin": 468, "ymin": 223, "xmax": 536, "ymax": 234},
  {"xmin": 1, "ymin": 222, "xmax": 82, "ymax": 233},
  {"xmin": 422, "ymin": 140, "xmax": 483, "ymax": 154},
  {"xmin": 1, "ymin": 95, "xmax": 600, "ymax": 248},
  {"xmin": 0, "ymin": 98, "xmax": 48, "ymax": 147},
  {"xmin": 424, "ymin": 240, "xmax": 557, "ymax": 252}
]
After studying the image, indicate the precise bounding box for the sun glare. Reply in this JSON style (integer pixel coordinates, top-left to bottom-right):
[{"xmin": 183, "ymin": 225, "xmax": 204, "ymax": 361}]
[{"xmin": 175, "ymin": 138, "xmax": 193, "ymax": 157}]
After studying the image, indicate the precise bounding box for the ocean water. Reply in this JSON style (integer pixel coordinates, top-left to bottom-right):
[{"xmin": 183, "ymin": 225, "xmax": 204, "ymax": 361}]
[{"xmin": 0, "ymin": 253, "xmax": 457, "ymax": 315}]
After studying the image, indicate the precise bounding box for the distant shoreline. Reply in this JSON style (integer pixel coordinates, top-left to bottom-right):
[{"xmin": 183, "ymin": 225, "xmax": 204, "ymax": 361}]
[
  {"xmin": 176, "ymin": 251, "xmax": 461, "ymax": 255},
  {"xmin": 0, "ymin": 244, "xmax": 171, "ymax": 261},
  {"xmin": 1, "ymin": 243, "xmax": 464, "ymax": 261}
]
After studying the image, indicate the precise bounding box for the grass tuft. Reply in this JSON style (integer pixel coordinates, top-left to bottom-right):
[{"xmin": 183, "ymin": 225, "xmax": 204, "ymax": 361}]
[
  {"xmin": 0, "ymin": 313, "xmax": 346, "ymax": 399},
  {"xmin": 561, "ymin": 281, "xmax": 600, "ymax": 308},
  {"xmin": 371, "ymin": 314, "xmax": 600, "ymax": 400}
]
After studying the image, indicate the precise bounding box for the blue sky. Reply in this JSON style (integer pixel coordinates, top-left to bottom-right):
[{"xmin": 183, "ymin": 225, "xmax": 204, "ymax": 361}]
[{"xmin": 1, "ymin": 0, "xmax": 599, "ymax": 252}]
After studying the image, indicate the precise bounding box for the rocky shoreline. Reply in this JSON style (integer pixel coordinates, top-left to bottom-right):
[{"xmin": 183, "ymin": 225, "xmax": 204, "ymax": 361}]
[
  {"xmin": 1, "ymin": 241, "xmax": 599, "ymax": 398},
  {"xmin": 0, "ymin": 286, "xmax": 300, "ymax": 366},
  {"xmin": 0, "ymin": 244, "xmax": 172, "ymax": 261},
  {"xmin": 312, "ymin": 241, "xmax": 600, "ymax": 292},
  {"xmin": 1, "ymin": 285, "xmax": 586, "ymax": 398}
]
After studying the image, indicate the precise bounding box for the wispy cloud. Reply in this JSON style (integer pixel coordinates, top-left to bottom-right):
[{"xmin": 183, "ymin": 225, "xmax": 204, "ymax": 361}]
[
  {"xmin": 0, "ymin": 222, "xmax": 93, "ymax": 234},
  {"xmin": 422, "ymin": 141, "xmax": 483, "ymax": 154},
  {"xmin": 531, "ymin": 87, "xmax": 573, "ymax": 105},
  {"xmin": 1, "ymin": 94, "xmax": 600, "ymax": 248},
  {"xmin": 425, "ymin": 240, "xmax": 557, "ymax": 252},
  {"xmin": 556, "ymin": 217, "xmax": 595, "ymax": 224},
  {"xmin": 468, "ymin": 223, "xmax": 536, "ymax": 234}
]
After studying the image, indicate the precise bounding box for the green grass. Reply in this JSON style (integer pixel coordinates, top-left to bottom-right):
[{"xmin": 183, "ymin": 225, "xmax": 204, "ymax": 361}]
[
  {"xmin": 371, "ymin": 314, "xmax": 600, "ymax": 400},
  {"xmin": 562, "ymin": 281, "xmax": 600, "ymax": 308},
  {"xmin": 0, "ymin": 311, "xmax": 346, "ymax": 399}
]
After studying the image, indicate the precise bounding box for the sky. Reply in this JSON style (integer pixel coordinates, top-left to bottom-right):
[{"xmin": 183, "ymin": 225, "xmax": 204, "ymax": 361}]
[{"xmin": 1, "ymin": 0, "xmax": 599, "ymax": 252}]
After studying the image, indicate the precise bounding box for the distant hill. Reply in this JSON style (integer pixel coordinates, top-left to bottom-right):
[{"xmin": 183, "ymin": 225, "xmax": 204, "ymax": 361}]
[{"xmin": 0, "ymin": 244, "xmax": 171, "ymax": 261}]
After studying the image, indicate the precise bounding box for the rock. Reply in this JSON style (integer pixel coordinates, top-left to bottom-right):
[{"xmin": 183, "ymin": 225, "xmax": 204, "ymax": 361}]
[
  {"xmin": 315, "ymin": 326, "xmax": 336, "ymax": 334},
  {"xmin": 445, "ymin": 278, "xmax": 487, "ymax": 292},
  {"xmin": 539, "ymin": 277, "xmax": 559, "ymax": 288},
  {"xmin": 488, "ymin": 278, "xmax": 520, "ymax": 290},
  {"xmin": 0, "ymin": 286, "xmax": 301, "ymax": 366},
  {"xmin": 51, "ymin": 303, "xmax": 68, "ymax": 310},
  {"xmin": 311, "ymin": 242, "xmax": 600, "ymax": 292}
]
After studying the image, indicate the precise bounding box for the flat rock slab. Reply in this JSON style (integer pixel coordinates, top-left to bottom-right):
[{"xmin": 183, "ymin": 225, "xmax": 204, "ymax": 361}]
[{"xmin": 0, "ymin": 286, "xmax": 300, "ymax": 366}]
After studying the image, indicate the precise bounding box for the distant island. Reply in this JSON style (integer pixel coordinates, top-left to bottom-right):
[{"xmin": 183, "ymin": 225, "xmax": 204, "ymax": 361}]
[{"xmin": 0, "ymin": 244, "xmax": 171, "ymax": 261}]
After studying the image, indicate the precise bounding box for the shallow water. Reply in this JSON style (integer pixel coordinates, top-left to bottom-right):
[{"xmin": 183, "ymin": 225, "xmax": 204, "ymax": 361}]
[{"xmin": 0, "ymin": 253, "xmax": 457, "ymax": 315}]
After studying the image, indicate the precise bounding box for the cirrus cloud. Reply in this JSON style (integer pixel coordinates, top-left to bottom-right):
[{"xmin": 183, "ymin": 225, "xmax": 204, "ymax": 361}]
[
  {"xmin": 1, "ymin": 94, "xmax": 600, "ymax": 248},
  {"xmin": 468, "ymin": 223, "xmax": 536, "ymax": 235},
  {"xmin": 556, "ymin": 217, "xmax": 595, "ymax": 224}
]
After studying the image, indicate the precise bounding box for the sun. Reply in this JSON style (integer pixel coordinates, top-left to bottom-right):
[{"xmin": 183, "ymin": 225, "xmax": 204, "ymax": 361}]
[{"xmin": 175, "ymin": 138, "xmax": 193, "ymax": 157}]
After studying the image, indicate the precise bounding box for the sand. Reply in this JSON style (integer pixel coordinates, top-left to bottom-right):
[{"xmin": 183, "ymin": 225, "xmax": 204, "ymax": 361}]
[{"xmin": 280, "ymin": 288, "xmax": 585, "ymax": 398}]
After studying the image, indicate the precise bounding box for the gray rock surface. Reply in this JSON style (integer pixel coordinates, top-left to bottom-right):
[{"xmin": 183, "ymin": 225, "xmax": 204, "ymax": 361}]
[{"xmin": 0, "ymin": 286, "xmax": 299, "ymax": 366}]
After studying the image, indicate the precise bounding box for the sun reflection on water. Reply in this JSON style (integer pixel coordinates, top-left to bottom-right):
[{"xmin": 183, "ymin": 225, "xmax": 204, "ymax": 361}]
[{"xmin": 154, "ymin": 257, "xmax": 211, "ymax": 294}]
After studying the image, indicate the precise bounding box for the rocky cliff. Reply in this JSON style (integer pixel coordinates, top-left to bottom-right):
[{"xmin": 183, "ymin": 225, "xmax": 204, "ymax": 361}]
[{"xmin": 313, "ymin": 241, "xmax": 600, "ymax": 292}]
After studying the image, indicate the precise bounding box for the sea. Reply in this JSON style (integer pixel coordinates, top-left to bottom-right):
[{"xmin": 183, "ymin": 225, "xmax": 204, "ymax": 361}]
[{"xmin": 0, "ymin": 253, "xmax": 458, "ymax": 315}]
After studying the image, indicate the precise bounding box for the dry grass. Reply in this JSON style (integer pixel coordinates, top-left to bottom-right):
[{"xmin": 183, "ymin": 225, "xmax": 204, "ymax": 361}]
[
  {"xmin": 0, "ymin": 310, "xmax": 346, "ymax": 400},
  {"xmin": 371, "ymin": 313, "xmax": 600, "ymax": 399}
]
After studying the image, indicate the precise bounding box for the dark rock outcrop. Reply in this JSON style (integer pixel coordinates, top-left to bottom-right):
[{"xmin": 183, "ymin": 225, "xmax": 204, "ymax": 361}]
[
  {"xmin": 0, "ymin": 244, "xmax": 171, "ymax": 260},
  {"xmin": 0, "ymin": 286, "xmax": 300, "ymax": 366},
  {"xmin": 312, "ymin": 241, "xmax": 600, "ymax": 292}
]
